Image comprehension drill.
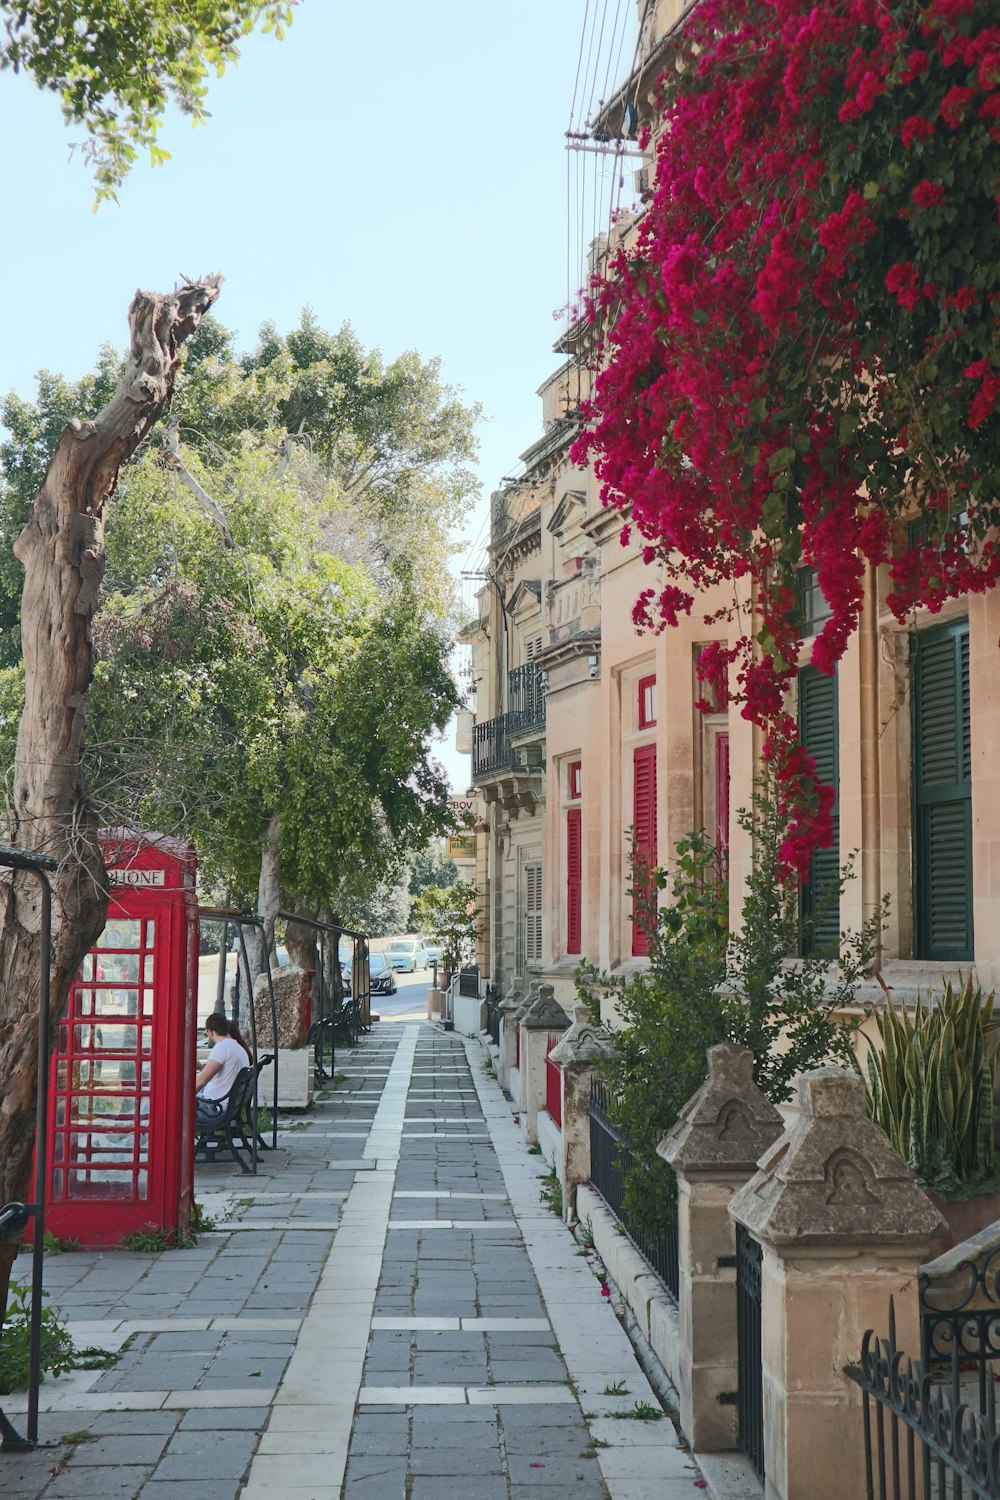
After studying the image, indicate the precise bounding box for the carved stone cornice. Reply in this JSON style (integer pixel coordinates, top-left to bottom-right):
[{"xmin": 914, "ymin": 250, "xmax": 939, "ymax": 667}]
[
  {"xmin": 521, "ymin": 983, "xmax": 571, "ymax": 1031},
  {"xmin": 549, "ymin": 1002, "xmax": 614, "ymax": 1068},
  {"xmin": 660, "ymin": 1045, "xmax": 784, "ymax": 1180},
  {"xmin": 728, "ymin": 1067, "xmax": 947, "ymax": 1249}
]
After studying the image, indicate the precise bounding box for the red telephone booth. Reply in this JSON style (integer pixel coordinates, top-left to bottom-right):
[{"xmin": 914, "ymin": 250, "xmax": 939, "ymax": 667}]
[{"xmin": 45, "ymin": 833, "xmax": 198, "ymax": 1247}]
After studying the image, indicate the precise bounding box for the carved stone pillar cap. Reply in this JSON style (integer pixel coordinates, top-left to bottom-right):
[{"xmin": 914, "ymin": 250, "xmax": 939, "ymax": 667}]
[
  {"xmin": 521, "ymin": 984, "xmax": 571, "ymax": 1031},
  {"xmin": 549, "ymin": 1006, "xmax": 614, "ymax": 1067},
  {"xmin": 659, "ymin": 1045, "xmax": 784, "ymax": 1177},
  {"xmin": 499, "ymin": 988, "xmax": 525, "ymax": 1014},
  {"xmin": 728, "ymin": 1066, "xmax": 947, "ymax": 1249}
]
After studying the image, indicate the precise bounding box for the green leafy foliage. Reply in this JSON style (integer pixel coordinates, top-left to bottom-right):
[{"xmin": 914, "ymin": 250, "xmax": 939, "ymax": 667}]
[
  {"xmin": 0, "ymin": 1279, "xmax": 75, "ymax": 1393},
  {"xmin": 171, "ymin": 312, "xmax": 482, "ymax": 621},
  {"xmin": 585, "ymin": 831, "xmax": 729, "ymax": 1240},
  {"xmin": 866, "ymin": 978, "xmax": 999, "ymax": 1198},
  {"xmin": 411, "ymin": 881, "xmax": 480, "ymax": 972},
  {"xmin": 0, "ymin": 311, "xmax": 478, "ymax": 920},
  {"xmin": 592, "ymin": 785, "xmax": 883, "ymax": 1239},
  {"xmin": 725, "ymin": 784, "xmax": 884, "ymax": 1105},
  {"xmin": 0, "ymin": 2, "xmax": 297, "ymax": 202},
  {"xmin": 409, "ymin": 847, "xmax": 461, "ymax": 897},
  {"xmin": 42, "ymin": 1231, "xmax": 79, "ymax": 1254},
  {"xmin": 539, "ymin": 1166, "xmax": 563, "ymax": 1217}
]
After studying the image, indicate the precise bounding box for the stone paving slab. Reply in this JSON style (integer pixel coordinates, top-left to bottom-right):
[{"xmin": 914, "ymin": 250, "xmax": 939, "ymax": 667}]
[{"xmin": 0, "ymin": 1024, "xmax": 724, "ymax": 1500}]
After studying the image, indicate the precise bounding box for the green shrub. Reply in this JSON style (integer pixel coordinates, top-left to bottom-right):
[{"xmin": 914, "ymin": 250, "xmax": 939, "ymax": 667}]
[
  {"xmin": 584, "ymin": 829, "xmax": 729, "ymax": 1241},
  {"xmin": 0, "ymin": 1280, "xmax": 76, "ymax": 1393},
  {"xmin": 724, "ymin": 785, "xmax": 884, "ymax": 1104},
  {"xmin": 866, "ymin": 977, "xmax": 998, "ymax": 1198},
  {"xmin": 590, "ymin": 780, "xmax": 884, "ymax": 1241}
]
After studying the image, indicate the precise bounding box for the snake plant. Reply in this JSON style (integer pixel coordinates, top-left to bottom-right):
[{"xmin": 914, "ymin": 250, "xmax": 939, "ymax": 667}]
[{"xmin": 866, "ymin": 978, "xmax": 999, "ymax": 1197}]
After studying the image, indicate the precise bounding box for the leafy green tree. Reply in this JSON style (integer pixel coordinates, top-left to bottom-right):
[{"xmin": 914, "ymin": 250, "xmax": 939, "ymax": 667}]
[
  {"xmin": 0, "ymin": 2, "xmax": 296, "ymax": 201},
  {"xmin": 411, "ymin": 881, "xmax": 480, "ymax": 972},
  {"xmin": 0, "ymin": 312, "xmax": 476, "ymax": 970},
  {"xmin": 409, "ymin": 846, "xmax": 460, "ymax": 898},
  {"xmin": 0, "ymin": 312, "xmax": 480, "ymax": 657},
  {"xmin": 86, "ymin": 453, "xmax": 459, "ymax": 946},
  {"xmin": 346, "ymin": 873, "xmax": 412, "ymax": 940},
  {"xmin": 173, "ymin": 312, "xmax": 481, "ymax": 620}
]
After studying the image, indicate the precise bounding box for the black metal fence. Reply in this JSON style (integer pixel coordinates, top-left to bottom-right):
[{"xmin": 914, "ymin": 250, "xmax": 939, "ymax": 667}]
[
  {"xmin": 920, "ymin": 1242, "xmax": 1000, "ymax": 1426},
  {"xmin": 586, "ymin": 1077, "xmax": 679, "ymax": 1302},
  {"xmin": 848, "ymin": 1296, "xmax": 1000, "ymax": 1499},
  {"xmin": 735, "ymin": 1221, "xmax": 765, "ymax": 1483}
]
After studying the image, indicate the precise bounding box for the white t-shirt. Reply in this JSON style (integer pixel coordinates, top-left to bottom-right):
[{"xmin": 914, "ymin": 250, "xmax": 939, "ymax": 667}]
[{"xmin": 201, "ymin": 1035, "xmax": 250, "ymax": 1101}]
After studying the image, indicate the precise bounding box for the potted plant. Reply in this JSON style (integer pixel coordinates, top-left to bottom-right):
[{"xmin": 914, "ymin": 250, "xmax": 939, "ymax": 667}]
[{"xmin": 865, "ymin": 977, "xmax": 1000, "ymax": 1248}]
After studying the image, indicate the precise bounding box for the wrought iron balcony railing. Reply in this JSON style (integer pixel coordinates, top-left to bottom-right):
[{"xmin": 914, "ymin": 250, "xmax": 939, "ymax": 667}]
[
  {"xmin": 507, "ymin": 662, "xmax": 546, "ymax": 736},
  {"xmin": 472, "ymin": 715, "xmax": 514, "ymax": 779}
]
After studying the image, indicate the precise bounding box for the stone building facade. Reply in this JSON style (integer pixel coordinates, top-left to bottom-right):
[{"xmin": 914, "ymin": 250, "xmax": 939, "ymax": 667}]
[{"xmin": 464, "ymin": 0, "xmax": 999, "ymax": 1008}]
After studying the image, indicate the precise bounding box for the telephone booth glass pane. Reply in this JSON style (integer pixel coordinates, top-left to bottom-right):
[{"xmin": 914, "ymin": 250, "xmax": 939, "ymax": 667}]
[{"xmin": 52, "ymin": 913, "xmax": 157, "ymax": 1204}]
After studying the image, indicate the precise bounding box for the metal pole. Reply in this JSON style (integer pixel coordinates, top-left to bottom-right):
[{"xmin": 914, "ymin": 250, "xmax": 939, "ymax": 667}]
[
  {"xmin": 233, "ymin": 924, "xmax": 259, "ymax": 1176},
  {"xmin": 257, "ymin": 924, "xmax": 278, "ymax": 1152},
  {"xmin": 0, "ymin": 844, "xmax": 58, "ymax": 1453},
  {"xmin": 215, "ymin": 921, "xmax": 228, "ymax": 1013},
  {"xmin": 27, "ymin": 871, "xmax": 52, "ymax": 1445}
]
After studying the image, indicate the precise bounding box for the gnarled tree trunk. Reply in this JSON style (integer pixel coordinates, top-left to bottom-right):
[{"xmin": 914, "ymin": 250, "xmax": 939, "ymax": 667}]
[
  {"xmin": 0, "ymin": 277, "xmax": 222, "ymax": 1311},
  {"xmin": 245, "ymin": 812, "xmax": 281, "ymax": 983},
  {"xmin": 284, "ymin": 914, "xmax": 317, "ymax": 973}
]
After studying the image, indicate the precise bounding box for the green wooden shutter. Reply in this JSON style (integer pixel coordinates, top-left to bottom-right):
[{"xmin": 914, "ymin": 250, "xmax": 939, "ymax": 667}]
[
  {"xmin": 914, "ymin": 622, "xmax": 972, "ymax": 961},
  {"xmin": 799, "ymin": 666, "xmax": 840, "ymax": 953}
]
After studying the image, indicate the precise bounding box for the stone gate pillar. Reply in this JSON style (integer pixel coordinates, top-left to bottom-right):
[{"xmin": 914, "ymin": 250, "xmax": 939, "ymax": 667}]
[
  {"xmin": 498, "ymin": 987, "xmax": 524, "ymax": 1093},
  {"xmin": 549, "ymin": 1002, "xmax": 615, "ymax": 1219},
  {"xmin": 659, "ymin": 1045, "xmax": 784, "ymax": 1452},
  {"xmin": 728, "ymin": 1067, "xmax": 946, "ymax": 1500},
  {"xmin": 519, "ymin": 984, "xmax": 570, "ymax": 1145}
]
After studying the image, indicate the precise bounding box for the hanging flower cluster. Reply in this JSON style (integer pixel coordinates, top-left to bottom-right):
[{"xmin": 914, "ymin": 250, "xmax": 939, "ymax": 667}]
[{"xmin": 574, "ymin": 0, "xmax": 1000, "ymax": 875}]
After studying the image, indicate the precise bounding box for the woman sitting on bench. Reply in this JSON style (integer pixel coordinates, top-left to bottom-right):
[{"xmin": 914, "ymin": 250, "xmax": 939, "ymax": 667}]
[{"xmin": 195, "ymin": 1013, "xmax": 251, "ymax": 1128}]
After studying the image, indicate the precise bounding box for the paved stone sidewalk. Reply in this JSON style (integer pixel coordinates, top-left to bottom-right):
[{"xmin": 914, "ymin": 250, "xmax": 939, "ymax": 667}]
[{"xmin": 0, "ymin": 1021, "xmax": 705, "ymax": 1499}]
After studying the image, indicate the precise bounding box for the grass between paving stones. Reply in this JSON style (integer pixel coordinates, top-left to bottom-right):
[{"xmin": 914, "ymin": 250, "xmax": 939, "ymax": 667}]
[
  {"xmin": 608, "ymin": 1400, "xmax": 663, "ymax": 1420},
  {"xmin": 539, "ymin": 1166, "xmax": 563, "ymax": 1218}
]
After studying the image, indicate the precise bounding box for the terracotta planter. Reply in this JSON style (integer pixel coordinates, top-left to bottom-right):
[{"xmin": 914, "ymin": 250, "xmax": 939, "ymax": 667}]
[{"xmin": 928, "ymin": 1191, "xmax": 1000, "ymax": 1254}]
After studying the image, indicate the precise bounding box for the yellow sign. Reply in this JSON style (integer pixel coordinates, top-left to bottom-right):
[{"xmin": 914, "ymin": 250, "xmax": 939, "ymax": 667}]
[{"xmin": 447, "ymin": 834, "xmax": 476, "ymax": 859}]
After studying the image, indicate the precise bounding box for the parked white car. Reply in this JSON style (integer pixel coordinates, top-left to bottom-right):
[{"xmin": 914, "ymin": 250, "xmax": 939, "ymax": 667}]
[{"xmin": 385, "ymin": 938, "xmax": 429, "ymax": 973}]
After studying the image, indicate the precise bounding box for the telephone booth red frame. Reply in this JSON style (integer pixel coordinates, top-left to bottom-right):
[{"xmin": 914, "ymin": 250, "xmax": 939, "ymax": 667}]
[{"xmin": 45, "ymin": 833, "xmax": 198, "ymax": 1247}]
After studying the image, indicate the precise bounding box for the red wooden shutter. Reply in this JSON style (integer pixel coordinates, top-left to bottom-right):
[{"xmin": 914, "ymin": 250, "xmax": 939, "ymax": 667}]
[
  {"xmin": 632, "ymin": 743, "xmax": 658, "ymax": 957},
  {"xmin": 567, "ymin": 808, "xmax": 582, "ymax": 955},
  {"xmin": 715, "ymin": 732, "xmax": 730, "ymax": 855}
]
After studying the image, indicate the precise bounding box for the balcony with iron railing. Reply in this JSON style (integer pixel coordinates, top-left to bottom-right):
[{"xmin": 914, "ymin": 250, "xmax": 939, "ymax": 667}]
[
  {"xmin": 471, "ymin": 663, "xmax": 546, "ymax": 781},
  {"xmin": 507, "ymin": 662, "xmax": 546, "ymax": 737},
  {"xmin": 472, "ymin": 714, "xmax": 514, "ymax": 779}
]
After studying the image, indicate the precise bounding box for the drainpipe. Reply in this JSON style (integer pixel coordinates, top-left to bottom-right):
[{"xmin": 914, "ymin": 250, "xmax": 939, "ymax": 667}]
[{"xmin": 860, "ymin": 561, "xmax": 882, "ymax": 950}]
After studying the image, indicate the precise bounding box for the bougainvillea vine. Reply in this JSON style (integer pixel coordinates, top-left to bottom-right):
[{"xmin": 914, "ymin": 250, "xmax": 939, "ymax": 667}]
[{"xmin": 573, "ymin": 0, "xmax": 1000, "ymax": 874}]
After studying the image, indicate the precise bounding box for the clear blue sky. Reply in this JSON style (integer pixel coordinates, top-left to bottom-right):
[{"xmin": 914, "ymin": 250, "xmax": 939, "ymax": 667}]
[{"xmin": 0, "ymin": 0, "xmax": 632, "ymax": 789}]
